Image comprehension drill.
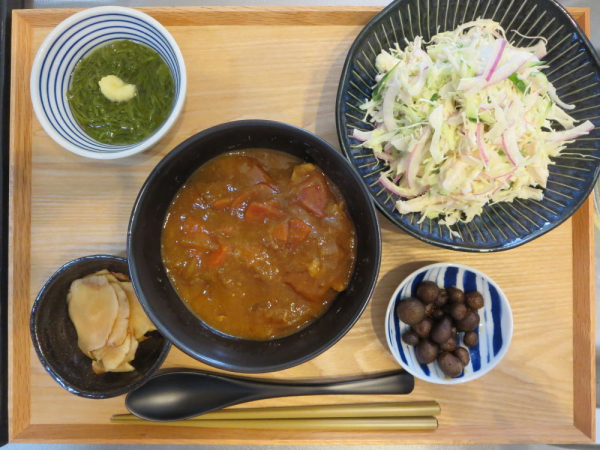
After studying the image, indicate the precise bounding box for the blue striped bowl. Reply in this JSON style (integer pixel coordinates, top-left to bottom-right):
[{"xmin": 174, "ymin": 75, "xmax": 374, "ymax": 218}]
[
  {"xmin": 385, "ymin": 263, "xmax": 513, "ymax": 384},
  {"xmin": 30, "ymin": 6, "xmax": 186, "ymax": 159}
]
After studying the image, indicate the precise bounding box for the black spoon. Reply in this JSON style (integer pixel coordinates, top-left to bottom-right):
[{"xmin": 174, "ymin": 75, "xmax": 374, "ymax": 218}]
[{"xmin": 126, "ymin": 370, "xmax": 415, "ymax": 421}]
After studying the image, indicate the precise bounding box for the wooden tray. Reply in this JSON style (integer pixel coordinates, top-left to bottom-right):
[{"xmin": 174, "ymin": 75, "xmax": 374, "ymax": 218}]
[{"xmin": 8, "ymin": 6, "xmax": 596, "ymax": 445}]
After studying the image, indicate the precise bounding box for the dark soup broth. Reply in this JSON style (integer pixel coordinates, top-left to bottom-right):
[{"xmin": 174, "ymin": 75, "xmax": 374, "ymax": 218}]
[{"xmin": 161, "ymin": 149, "xmax": 357, "ymax": 340}]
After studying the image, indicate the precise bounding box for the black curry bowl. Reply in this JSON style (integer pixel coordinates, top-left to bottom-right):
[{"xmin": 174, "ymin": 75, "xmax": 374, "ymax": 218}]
[
  {"xmin": 128, "ymin": 120, "xmax": 381, "ymax": 373},
  {"xmin": 30, "ymin": 255, "xmax": 171, "ymax": 399}
]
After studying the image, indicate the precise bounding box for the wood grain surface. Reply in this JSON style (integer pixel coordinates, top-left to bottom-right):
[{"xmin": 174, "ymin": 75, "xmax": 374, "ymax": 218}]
[{"xmin": 8, "ymin": 6, "xmax": 595, "ymax": 445}]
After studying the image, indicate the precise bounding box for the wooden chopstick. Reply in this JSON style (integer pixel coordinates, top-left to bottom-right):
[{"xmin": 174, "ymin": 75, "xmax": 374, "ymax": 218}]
[
  {"xmin": 111, "ymin": 416, "xmax": 438, "ymax": 431},
  {"xmin": 112, "ymin": 401, "xmax": 440, "ymax": 421},
  {"xmin": 111, "ymin": 402, "xmax": 440, "ymax": 430}
]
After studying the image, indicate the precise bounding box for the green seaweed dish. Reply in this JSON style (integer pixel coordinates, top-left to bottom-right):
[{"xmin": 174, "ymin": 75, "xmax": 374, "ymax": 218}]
[{"xmin": 68, "ymin": 39, "xmax": 175, "ymax": 145}]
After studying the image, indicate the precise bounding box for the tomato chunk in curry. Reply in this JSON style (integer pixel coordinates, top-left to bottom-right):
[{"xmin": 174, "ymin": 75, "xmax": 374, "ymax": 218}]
[{"xmin": 161, "ymin": 149, "xmax": 357, "ymax": 340}]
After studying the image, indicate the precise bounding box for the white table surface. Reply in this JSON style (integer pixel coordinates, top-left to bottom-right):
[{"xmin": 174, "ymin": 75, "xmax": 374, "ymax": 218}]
[{"xmin": 15, "ymin": 0, "xmax": 600, "ymax": 448}]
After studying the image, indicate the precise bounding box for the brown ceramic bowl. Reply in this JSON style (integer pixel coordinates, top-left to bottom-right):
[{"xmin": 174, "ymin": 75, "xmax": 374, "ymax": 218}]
[{"xmin": 30, "ymin": 255, "xmax": 170, "ymax": 399}]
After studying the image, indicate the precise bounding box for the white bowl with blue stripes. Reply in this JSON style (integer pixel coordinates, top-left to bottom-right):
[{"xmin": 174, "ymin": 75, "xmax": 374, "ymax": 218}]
[
  {"xmin": 385, "ymin": 263, "xmax": 513, "ymax": 384},
  {"xmin": 30, "ymin": 6, "xmax": 186, "ymax": 159}
]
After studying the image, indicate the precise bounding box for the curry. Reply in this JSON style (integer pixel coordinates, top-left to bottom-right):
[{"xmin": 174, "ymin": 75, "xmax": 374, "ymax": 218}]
[{"xmin": 161, "ymin": 149, "xmax": 357, "ymax": 340}]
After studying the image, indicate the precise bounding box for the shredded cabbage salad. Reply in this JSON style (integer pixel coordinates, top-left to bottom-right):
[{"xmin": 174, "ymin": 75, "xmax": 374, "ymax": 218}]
[{"xmin": 353, "ymin": 19, "xmax": 595, "ymax": 226}]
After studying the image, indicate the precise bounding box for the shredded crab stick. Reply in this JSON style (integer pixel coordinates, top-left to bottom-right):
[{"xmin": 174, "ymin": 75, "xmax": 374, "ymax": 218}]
[{"xmin": 352, "ymin": 19, "xmax": 594, "ymax": 227}]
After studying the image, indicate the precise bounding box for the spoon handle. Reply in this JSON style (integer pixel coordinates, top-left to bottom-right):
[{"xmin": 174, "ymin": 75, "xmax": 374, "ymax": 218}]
[{"xmin": 256, "ymin": 371, "xmax": 414, "ymax": 397}]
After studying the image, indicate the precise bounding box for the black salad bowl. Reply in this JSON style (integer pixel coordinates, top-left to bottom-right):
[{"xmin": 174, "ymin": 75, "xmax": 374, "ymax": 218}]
[
  {"xmin": 30, "ymin": 255, "xmax": 171, "ymax": 399},
  {"xmin": 128, "ymin": 120, "xmax": 382, "ymax": 373},
  {"xmin": 336, "ymin": 0, "xmax": 600, "ymax": 251}
]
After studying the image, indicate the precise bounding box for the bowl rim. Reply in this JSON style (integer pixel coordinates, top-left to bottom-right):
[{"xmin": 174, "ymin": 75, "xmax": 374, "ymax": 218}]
[
  {"xmin": 384, "ymin": 262, "xmax": 513, "ymax": 385},
  {"xmin": 127, "ymin": 119, "xmax": 382, "ymax": 373},
  {"xmin": 335, "ymin": 0, "xmax": 600, "ymax": 252},
  {"xmin": 29, "ymin": 5, "xmax": 187, "ymax": 160},
  {"xmin": 29, "ymin": 254, "xmax": 171, "ymax": 398}
]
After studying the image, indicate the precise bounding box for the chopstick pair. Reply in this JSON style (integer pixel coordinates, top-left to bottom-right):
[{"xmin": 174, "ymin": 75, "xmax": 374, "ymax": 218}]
[{"xmin": 111, "ymin": 401, "xmax": 440, "ymax": 431}]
